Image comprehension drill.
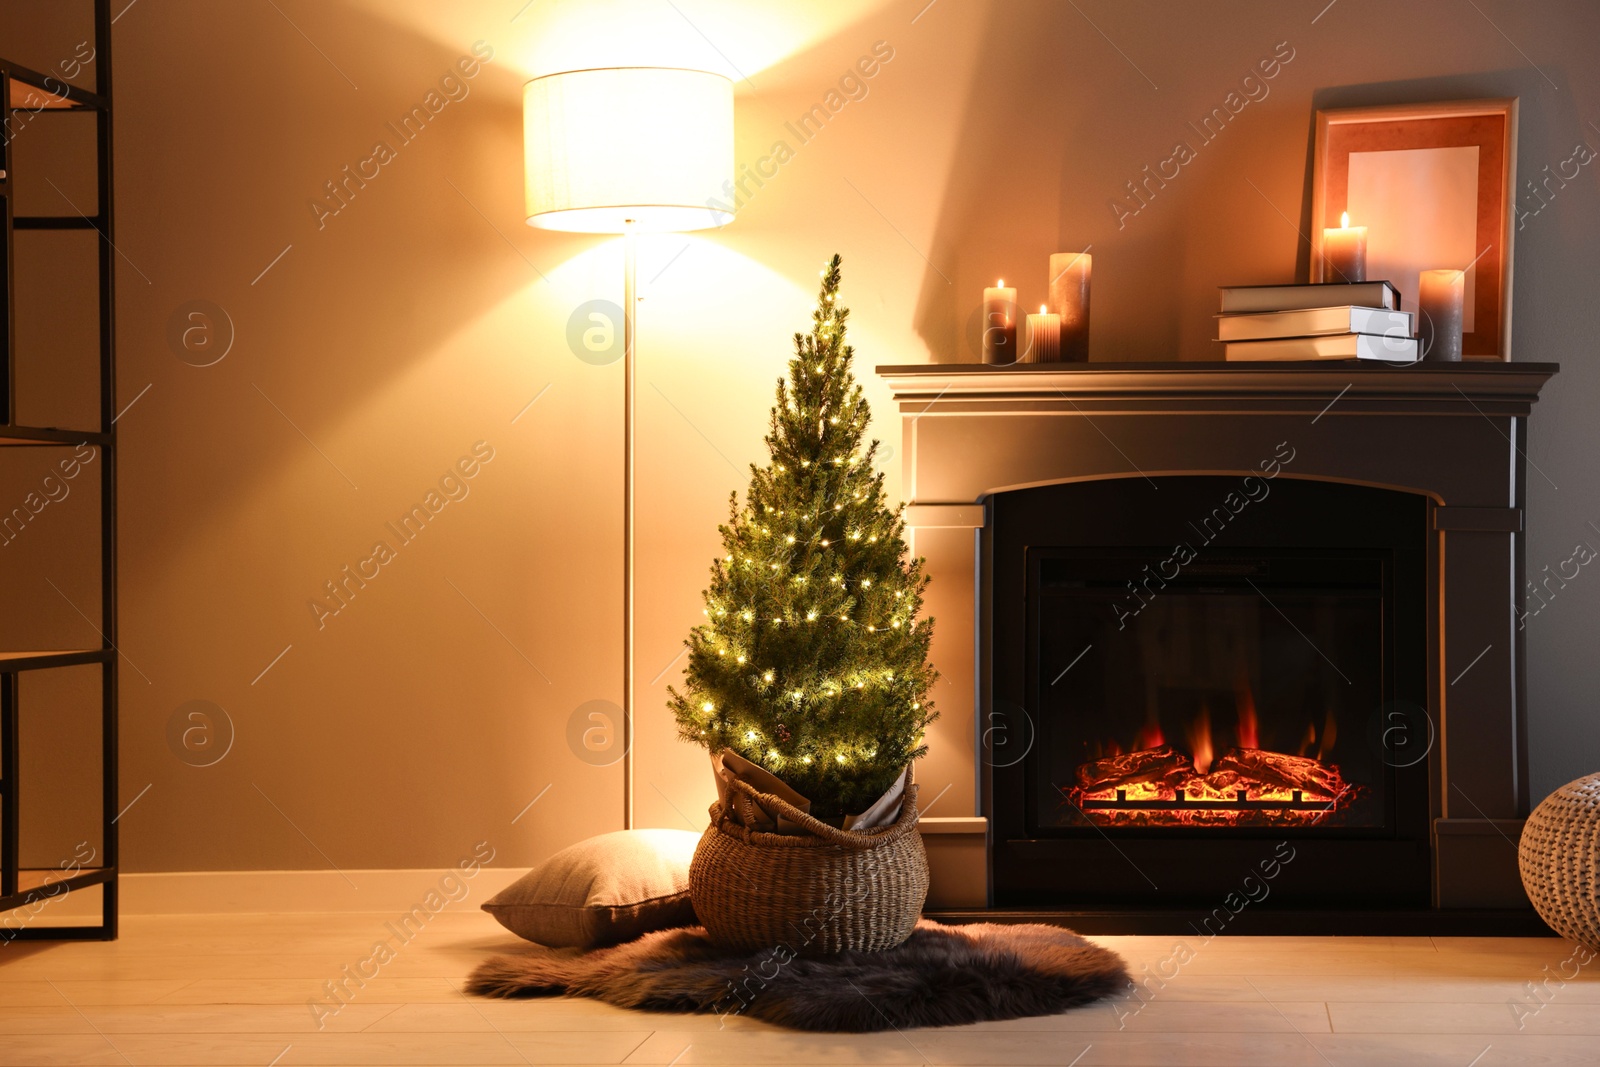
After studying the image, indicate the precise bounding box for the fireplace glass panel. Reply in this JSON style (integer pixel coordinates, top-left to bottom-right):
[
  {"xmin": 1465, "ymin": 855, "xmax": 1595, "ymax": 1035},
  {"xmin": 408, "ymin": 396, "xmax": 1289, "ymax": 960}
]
[{"xmin": 1032, "ymin": 551, "xmax": 1389, "ymax": 832}]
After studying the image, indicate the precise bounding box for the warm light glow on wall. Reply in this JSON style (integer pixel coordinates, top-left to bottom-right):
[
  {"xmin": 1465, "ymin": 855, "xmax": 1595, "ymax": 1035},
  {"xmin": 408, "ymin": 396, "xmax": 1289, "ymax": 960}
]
[{"xmin": 523, "ymin": 67, "xmax": 735, "ymax": 233}]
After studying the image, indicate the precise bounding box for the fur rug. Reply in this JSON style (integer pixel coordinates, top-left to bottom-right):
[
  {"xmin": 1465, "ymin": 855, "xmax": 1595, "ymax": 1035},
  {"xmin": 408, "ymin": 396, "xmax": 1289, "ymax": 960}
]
[{"xmin": 466, "ymin": 919, "xmax": 1128, "ymax": 1032}]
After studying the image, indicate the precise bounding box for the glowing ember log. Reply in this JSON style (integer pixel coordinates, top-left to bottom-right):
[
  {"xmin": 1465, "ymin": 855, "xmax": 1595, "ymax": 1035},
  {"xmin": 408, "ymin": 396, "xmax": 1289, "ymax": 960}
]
[
  {"xmin": 1212, "ymin": 747, "xmax": 1345, "ymax": 799},
  {"xmin": 1073, "ymin": 745, "xmax": 1191, "ymax": 793}
]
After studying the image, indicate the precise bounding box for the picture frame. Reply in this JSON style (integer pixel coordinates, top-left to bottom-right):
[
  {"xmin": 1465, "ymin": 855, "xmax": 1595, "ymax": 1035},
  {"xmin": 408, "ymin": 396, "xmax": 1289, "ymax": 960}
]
[{"xmin": 1310, "ymin": 99, "xmax": 1518, "ymax": 360}]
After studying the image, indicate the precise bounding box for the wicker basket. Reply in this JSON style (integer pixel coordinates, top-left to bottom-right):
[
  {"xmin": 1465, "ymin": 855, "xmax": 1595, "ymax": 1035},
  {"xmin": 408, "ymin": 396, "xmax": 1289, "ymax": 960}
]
[
  {"xmin": 689, "ymin": 771, "xmax": 929, "ymax": 955},
  {"xmin": 1519, "ymin": 773, "xmax": 1600, "ymax": 949}
]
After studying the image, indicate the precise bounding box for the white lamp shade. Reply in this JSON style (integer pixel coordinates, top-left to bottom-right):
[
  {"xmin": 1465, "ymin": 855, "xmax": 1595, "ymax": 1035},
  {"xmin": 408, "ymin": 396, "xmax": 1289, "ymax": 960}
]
[{"xmin": 524, "ymin": 67, "xmax": 734, "ymax": 234}]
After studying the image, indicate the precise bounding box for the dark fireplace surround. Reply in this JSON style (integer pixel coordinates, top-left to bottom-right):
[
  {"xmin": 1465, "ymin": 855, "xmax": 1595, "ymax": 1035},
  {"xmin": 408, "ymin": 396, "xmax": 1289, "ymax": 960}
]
[{"xmin": 879, "ymin": 362, "xmax": 1558, "ymax": 929}]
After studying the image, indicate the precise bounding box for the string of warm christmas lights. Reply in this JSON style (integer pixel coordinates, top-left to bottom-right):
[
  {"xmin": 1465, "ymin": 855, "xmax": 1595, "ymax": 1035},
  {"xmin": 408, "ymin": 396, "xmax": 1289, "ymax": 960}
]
[{"xmin": 666, "ymin": 255, "xmax": 939, "ymax": 817}]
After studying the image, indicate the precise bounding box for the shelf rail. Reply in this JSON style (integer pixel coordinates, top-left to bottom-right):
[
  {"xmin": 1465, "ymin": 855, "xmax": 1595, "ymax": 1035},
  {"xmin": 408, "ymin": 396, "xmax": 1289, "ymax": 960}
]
[{"xmin": 0, "ymin": 0, "xmax": 118, "ymax": 941}]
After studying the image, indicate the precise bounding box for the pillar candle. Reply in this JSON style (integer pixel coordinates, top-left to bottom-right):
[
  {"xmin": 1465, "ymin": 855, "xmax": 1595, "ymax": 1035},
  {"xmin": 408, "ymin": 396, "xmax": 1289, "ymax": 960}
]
[
  {"xmin": 1021, "ymin": 306, "xmax": 1061, "ymax": 364},
  {"xmin": 981, "ymin": 280, "xmax": 1018, "ymax": 364},
  {"xmin": 1322, "ymin": 212, "xmax": 1367, "ymax": 283},
  {"xmin": 1418, "ymin": 268, "xmax": 1465, "ymax": 362},
  {"xmin": 1047, "ymin": 252, "xmax": 1091, "ymax": 361}
]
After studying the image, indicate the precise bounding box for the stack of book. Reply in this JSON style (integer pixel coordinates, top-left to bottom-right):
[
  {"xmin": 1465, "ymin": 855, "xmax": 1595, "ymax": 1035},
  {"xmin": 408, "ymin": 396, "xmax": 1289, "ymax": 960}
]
[{"xmin": 1217, "ymin": 281, "xmax": 1417, "ymax": 362}]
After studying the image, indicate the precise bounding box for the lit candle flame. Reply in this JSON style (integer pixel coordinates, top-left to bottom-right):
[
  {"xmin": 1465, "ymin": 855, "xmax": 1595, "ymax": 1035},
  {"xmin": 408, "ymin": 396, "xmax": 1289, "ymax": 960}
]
[{"xmin": 1340, "ymin": 211, "xmax": 1350, "ymax": 228}]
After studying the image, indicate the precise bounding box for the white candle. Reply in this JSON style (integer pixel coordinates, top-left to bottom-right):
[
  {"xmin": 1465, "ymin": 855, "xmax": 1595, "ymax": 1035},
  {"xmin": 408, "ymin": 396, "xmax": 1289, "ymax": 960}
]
[
  {"xmin": 1418, "ymin": 268, "xmax": 1465, "ymax": 361},
  {"xmin": 981, "ymin": 280, "xmax": 1018, "ymax": 364},
  {"xmin": 1322, "ymin": 211, "xmax": 1367, "ymax": 283},
  {"xmin": 1021, "ymin": 305, "xmax": 1061, "ymax": 364},
  {"xmin": 1048, "ymin": 252, "xmax": 1091, "ymax": 361}
]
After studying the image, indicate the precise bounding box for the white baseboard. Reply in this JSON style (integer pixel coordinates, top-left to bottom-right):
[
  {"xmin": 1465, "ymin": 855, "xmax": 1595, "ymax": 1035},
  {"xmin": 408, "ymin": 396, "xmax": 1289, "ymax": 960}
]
[
  {"xmin": 918, "ymin": 816, "xmax": 987, "ymax": 835},
  {"xmin": 6, "ymin": 867, "xmax": 531, "ymax": 922},
  {"xmin": 7, "ymin": 818, "xmax": 993, "ymax": 922}
]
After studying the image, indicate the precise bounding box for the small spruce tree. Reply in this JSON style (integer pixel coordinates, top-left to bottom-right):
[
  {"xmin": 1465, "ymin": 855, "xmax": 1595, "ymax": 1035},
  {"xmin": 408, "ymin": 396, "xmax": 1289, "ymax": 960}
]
[{"xmin": 668, "ymin": 255, "xmax": 938, "ymax": 818}]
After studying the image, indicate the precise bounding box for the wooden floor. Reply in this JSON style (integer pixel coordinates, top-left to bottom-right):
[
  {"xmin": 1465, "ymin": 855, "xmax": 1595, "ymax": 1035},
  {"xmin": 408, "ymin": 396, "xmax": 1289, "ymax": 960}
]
[{"xmin": 2, "ymin": 910, "xmax": 1598, "ymax": 1065}]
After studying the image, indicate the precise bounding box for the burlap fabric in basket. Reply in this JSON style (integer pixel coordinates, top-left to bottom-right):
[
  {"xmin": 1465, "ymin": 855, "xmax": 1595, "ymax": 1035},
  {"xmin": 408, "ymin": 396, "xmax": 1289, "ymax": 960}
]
[
  {"xmin": 1520, "ymin": 773, "xmax": 1600, "ymax": 950},
  {"xmin": 689, "ymin": 770, "xmax": 929, "ymax": 955}
]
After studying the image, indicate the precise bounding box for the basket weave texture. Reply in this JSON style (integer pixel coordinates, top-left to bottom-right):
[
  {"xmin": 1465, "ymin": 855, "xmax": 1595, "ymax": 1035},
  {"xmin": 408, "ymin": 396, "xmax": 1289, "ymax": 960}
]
[
  {"xmin": 689, "ymin": 772, "xmax": 929, "ymax": 956},
  {"xmin": 1520, "ymin": 773, "xmax": 1600, "ymax": 949}
]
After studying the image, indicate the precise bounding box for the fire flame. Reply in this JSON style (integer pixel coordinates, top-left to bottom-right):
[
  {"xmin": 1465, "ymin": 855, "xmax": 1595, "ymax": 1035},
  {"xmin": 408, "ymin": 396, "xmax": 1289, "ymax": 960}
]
[
  {"xmin": 1236, "ymin": 671, "xmax": 1260, "ymax": 750},
  {"xmin": 1188, "ymin": 705, "xmax": 1214, "ymax": 775},
  {"xmin": 1070, "ymin": 678, "xmax": 1358, "ymax": 828}
]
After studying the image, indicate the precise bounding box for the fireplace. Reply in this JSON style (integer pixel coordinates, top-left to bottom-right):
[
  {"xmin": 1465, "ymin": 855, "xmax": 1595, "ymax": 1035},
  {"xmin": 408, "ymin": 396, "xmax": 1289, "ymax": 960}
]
[
  {"xmin": 878, "ymin": 361, "xmax": 1558, "ymax": 926},
  {"xmin": 989, "ymin": 475, "xmax": 1430, "ymax": 907},
  {"xmin": 1050, "ymin": 552, "xmax": 1383, "ymax": 832},
  {"xmin": 1052, "ymin": 566, "xmax": 1379, "ymax": 832}
]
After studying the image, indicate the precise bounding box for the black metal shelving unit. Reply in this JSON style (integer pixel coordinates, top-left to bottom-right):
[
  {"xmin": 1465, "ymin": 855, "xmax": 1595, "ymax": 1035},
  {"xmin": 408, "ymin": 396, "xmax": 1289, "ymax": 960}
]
[{"xmin": 0, "ymin": 0, "xmax": 118, "ymax": 941}]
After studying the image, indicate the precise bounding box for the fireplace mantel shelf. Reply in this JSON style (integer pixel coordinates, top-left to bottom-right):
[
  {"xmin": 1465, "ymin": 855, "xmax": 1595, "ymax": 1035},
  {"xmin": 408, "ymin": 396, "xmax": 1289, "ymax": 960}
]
[{"xmin": 877, "ymin": 361, "xmax": 1558, "ymax": 413}]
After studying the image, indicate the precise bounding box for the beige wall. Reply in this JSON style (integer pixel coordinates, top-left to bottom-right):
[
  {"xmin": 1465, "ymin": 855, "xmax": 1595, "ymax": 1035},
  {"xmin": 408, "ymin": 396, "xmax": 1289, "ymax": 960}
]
[{"xmin": 2, "ymin": 0, "xmax": 1597, "ymax": 872}]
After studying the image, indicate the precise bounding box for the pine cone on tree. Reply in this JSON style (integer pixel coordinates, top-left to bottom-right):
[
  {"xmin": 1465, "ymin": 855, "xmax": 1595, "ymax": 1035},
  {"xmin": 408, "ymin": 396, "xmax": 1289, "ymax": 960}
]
[{"xmin": 667, "ymin": 255, "xmax": 938, "ymax": 818}]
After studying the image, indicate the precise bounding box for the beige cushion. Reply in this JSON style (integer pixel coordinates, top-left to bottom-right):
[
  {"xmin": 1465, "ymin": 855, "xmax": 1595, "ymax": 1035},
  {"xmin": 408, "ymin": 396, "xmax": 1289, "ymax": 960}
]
[{"xmin": 482, "ymin": 829, "xmax": 700, "ymax": 948}]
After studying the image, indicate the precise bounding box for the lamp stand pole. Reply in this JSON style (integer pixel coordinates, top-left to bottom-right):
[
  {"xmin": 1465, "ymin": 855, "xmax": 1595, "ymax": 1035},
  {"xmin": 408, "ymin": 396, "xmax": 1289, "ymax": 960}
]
[{"xmin": 622, "ymin": 222, "xmax": 636, "ymax": 830}]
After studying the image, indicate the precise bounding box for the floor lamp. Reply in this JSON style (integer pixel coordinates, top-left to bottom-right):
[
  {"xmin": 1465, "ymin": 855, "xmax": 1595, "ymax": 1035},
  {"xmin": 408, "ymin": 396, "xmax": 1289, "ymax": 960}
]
[{"xmin": 523, "ymin": 67, "xmax": 735, "ymax": 828}]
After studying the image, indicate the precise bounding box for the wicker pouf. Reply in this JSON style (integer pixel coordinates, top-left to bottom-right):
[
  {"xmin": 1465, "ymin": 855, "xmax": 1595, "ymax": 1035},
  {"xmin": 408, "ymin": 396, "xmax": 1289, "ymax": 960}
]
[
  {"xmin": 1520, "ymin": 773, "xmax": 1600, "ymax": 949},
  {"xmin": 689, "ymin": 775, "xmax": 929, "ymax": 956}
]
